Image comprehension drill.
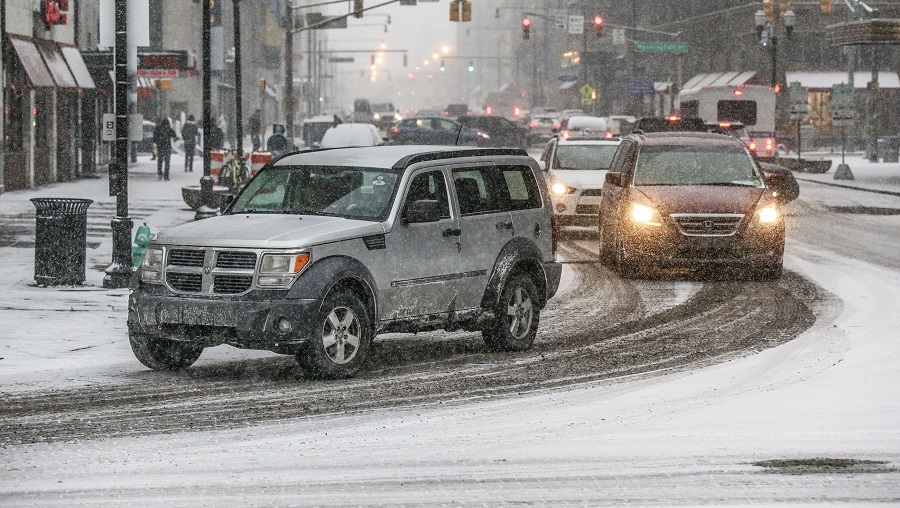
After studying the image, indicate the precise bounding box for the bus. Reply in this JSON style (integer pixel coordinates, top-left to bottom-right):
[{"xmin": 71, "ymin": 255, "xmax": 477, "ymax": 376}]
[
  {"xmin": 484, "ymin": 90, "xmax": 526, "ymax": 121},
  {"xmin": 676, "ymin": 85, "xmax": 777, "ymax": 157}
]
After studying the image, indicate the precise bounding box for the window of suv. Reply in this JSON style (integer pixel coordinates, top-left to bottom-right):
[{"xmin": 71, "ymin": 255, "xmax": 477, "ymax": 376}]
[
  {"xmin": 453, "ymin": 168, "xmax": 503, "ymax": 215},
  {"xmin": 402, "ymin": 171, "xmax": 451, "ymax": 220},
  {"xmin": 497, "ymin": 165, "xmax": 542, "ymax": 211},
  {"xmin": 633, "ymin": 145, "xmax": 762, "ymax": 187}
]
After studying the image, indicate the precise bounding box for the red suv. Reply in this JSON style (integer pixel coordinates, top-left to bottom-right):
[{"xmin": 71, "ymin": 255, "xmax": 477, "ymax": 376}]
[{"xmin": 598, "ymin": 132, "xmax": 784, "ymax": 279}]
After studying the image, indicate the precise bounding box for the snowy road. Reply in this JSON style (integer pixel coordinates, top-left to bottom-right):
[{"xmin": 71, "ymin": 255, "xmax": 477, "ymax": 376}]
[{"xmin": 2, "ymin": 170, "xmax": 900, "ymax": 505}]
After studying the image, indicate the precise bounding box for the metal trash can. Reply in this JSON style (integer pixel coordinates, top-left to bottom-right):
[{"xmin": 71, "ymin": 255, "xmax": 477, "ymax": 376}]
[{"xmin": 30, "ymin": 198, "xmax": 94, "ymax": 286}]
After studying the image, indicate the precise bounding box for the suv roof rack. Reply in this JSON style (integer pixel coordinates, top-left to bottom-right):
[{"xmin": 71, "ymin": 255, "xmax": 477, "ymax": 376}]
[{"xmin": 392, "ymin": 148, "xmax": 528, "ymax": 170}]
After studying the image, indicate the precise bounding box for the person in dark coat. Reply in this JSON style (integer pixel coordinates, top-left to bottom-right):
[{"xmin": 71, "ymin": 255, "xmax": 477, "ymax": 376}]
[
  {"xmin": 266, "ymin": 124, "xmax": 290, "ymax": 158},
  {"xmin": 249, "ymin": 108, "xmax": 262, "ymax": 152},
  {"xmin": 153, "ymin": 118, "xmax": 176, "ymax": 180},
  {"xmin": 207, "ymin": 123, "xmax": 224, "ymax": 150},
  {"xmin": 181, "ymin": 114, "xmax": 199, "ymax": 172}
]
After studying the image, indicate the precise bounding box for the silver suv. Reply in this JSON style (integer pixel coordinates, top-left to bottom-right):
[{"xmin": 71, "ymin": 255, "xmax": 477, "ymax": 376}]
[{"xmin": 129, "ymin": 146, "xmax": 562, "ymax": 379}]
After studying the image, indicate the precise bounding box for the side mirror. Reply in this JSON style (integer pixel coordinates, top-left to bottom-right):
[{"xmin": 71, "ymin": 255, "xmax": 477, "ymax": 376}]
[
  {"xmin": 538, "ymin": 160, "xmax": 546, "ymax": 171},
  {"xmin": 605, "ymin": 172, "xmax": 622, "ymax": 187},
  {"xmin": 404, "ymin": 199, "xmax": 443, "ymax": 224}
]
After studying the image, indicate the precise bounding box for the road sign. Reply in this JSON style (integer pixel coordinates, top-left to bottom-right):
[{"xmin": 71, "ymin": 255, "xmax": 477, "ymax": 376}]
[
  {"xmin": 832, "ymin": 83, "xmax": 855, "ymax": 126},
  {"xmin": 568, "ymin": 15, "xmax": 584, "ymax": 35},
  {"xmin": 627, "ymin": 77, "xmax": 655, "ymax": 95},
  {"xmin": 789, "ymin": 81, "xmax": 808, "ymax": 120},
  {"xmin": 580, "ymin": 84, "xmax": 595, "ymax": 106},
  {"xmin": 612, "ymin": 28, "xmax": 626, "ymax": 45},
  {"xmin": 329, "ymin": 57, "xmax": 355, "ymax": 63},
  {"xmin": 633, "ymin": 41, "xmax": 688, "ymax": 54},
  {"xmin": 306, "ymin": 12, "xmax": 348, "ymax": 29},
  {"xmin": 555, "ymin": 14, "xmax": 566, "ymax": 30}
]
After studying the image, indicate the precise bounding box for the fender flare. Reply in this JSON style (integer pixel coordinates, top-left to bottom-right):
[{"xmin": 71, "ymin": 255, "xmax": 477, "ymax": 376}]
[
  {"xmin": 287, "ymin": 255, "xmax": 378, "ymax": 320},
  {"xmin": 480, "ymin": 237, "xmax": 549, "ymax": 310}
]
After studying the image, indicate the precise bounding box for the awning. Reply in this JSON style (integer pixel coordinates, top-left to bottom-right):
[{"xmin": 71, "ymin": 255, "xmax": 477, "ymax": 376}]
[
  {"xmin": 35, "ymin": 39, "xmax": 77, "ymax": 88},
  {"xmin": 786, "ymin": 71, "xmax": 900, "ymax": 90},
  {"xmin": 654, "ymin": 81, "xmax": 672, "ymax": 93},
  {"xmin": 59, "ymin": 45, "xmax": 96, "ymax": 89},
  {"xmin": 136, "ymin": 76, "xmax": 154, "ymax": 89},
  {"xmin": 7, "ymin": 34, "xmax": 55, "ymax": 88},
  {"xmin": 682, "ymin": 71, "xmax": 758, "ymax": 90},
  {"xmin": 559, "ymin": 80, "xmax": 578, "ymax": 90}
]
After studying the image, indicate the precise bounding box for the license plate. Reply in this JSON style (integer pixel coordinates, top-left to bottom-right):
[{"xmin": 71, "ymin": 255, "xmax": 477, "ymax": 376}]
[{"xmin": 158, "ymin": 302, "xmax": 232, "ymax": 326}]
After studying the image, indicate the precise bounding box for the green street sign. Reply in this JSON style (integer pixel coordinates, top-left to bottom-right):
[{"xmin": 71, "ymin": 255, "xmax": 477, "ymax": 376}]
[
  {"xmin": 633, "ymin": 41, "xmax": 688, "ymax": 54},
  {"xmin": 832, "ymin": 83, "xmax": 854, "ymax": 108},
  {"xmin": 789, "ymin": 81, "xmax": 803, "ymax": 100}
]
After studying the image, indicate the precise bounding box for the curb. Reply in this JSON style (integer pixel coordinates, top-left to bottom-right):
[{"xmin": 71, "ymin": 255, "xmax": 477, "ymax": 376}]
[{"xmin": 794, "ymin": 177, "xmax": 900, "ymax": 198}]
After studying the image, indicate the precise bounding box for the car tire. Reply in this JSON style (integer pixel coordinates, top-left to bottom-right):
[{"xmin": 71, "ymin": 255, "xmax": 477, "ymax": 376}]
[
  {"xmin": 297, "ymin": 289, "xmax": 372, "ymax": 379},
  {"xmin": 599, "ymin": 223, "xmax": 616, "ymax": 267},
  {"xmin": 129, "ymin": 333, "xmax": 203, "ymax": 371},
  {"xmin": 483, "ymin": 275, "xmax": 540, "ymax": 352},
  {"xmin": 615, "ymin": 232, "xmax": 640, "ymax": 278}
]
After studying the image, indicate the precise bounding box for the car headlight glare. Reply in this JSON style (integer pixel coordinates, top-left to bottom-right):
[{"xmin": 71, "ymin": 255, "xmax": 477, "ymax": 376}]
[
  {"xmin": 758, "ymin": 206, "xmax": 779, "ymax": 224},
  {"xmin": 630, "ymin": 203, "xmax": 662, "ymax": 226},
  {"xmin": 373, "ymin": 113, "xmax": 382, "ymax": 120},
  {"xmin": 260, "ymin": 253, "xmax": 310, "ymax": 274},
  {"xmin": 551, "ymin": 183, "xmax": 575, "ymax": 195}
]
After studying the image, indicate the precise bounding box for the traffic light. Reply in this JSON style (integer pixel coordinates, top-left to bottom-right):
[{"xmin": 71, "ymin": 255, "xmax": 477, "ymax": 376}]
[
  {"xmin": 461, "ymin": 1, "xmax": 471, "ymax": 22},
  {"xmin": 593, "ymin": 15, "xmax": 604, "ymax": 37},
  {"xmin": 450, "ymin": 0, "xmax": 460, "ymax": 22},
  {"xmin": 440, "ymin": 60, "xmax": 445, "ymax": 72},
  {"xmin": 820, "ymin": 0, "xmax": 832, "ymax": 12},
  {"xmin": 353, "ymin": 0, "xmax": 363, "ymax": 18},
  {"xmin": 762, "ymin": 0, "xmax": 774, "ymax": 23},
  {"xmin": 403, "ymin": 53, "xmax": 408, "ymax": 66},
  {"xmin": 778, "ymin": 0, "xmax": 790, "ymax": 17},
  {"xmin": 468, "ymin": 61, "xmax": 475, "ymax": 72},
  {"xmin": 522, "ymin": 17, "xmax": 531, "ymax": 40}
]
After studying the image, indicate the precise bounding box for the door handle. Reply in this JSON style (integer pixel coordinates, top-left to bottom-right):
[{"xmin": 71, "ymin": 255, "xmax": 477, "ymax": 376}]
[
  {"xmin": 496, "ymin": 221, "xmax": 514, "ymax": 231},
  {"xmin": 442, "ymin": 228, "xmax": 462, "ymax": 237}
]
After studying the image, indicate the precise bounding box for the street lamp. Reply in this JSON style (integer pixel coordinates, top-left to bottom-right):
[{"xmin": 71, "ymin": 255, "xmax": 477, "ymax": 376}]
[{"xmin": 755, "ymin": 7, "xmax": 796, "ymax": 87}]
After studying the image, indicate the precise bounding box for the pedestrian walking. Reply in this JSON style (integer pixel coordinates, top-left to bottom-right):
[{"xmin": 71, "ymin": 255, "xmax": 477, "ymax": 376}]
[
  {"xmin": 249, "ymin": 108, "xmax": 262, "ymax": 153},
  {"xmin": 266, "ymin": 124, "xmax": 290, "ymax": 158},
  {"xmin": 153, "ymin": 118, "xmax": 176, "ymax": 180},
  {"xmin": 181, "ymin": 114, "xmax": 199, "ymax": 172}
]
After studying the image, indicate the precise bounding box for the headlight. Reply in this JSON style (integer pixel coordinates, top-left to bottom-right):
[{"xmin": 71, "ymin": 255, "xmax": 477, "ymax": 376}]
[
  {"xmin": 258, "ymin": 253, "xmax": 310, "ymax": 288},
  {"xmin": 373, "ymin": 113, "xmax": 382, "ymax": 121},
  {"xmin": 141, "ymin": 247, "xmax": 163, "ymax": 284},
  {"xmin": 630, "ymin": 203, "xmax": 662, "ymax": 226},
  {"xmin": 260, "ymin": 253, "xmax": 310, "ymax": 274},
  {"xmin": 551, "ymin": 183, "xmax": 575, "ymax": 195},
  {"xmin": 394, "ymin": 113, "xmax": 402, "ymax": 121},
  {"xmin": 757, "ymin": 206, "xmax": 779, "ymax": 224}
]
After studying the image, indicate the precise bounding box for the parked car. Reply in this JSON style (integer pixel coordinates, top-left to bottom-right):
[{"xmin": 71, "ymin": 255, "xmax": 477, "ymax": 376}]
[
  {"xmin": 528, "ymin": 114, "xmax": 561, "ymax": 144},
  {"xmin": 539, "ymin": 133, "xmax": 622, "ymax": 228},
  {"xmin": 319, "ymin": 123, "xmax": 384, "ymax": 148},
  {"xmin": 387, "ymin": 116, "xmax": 484, "ymax": 146},
  {"xmin": 456, "ymin": 115, "xmax": 529, "ymax": 148},
  {"xmin": 129, "ymin": 146, "xmax": 562, "ymax": 379},
  {"xmin": 598, "ymin": 132, "xmax": 784, "ymax": 279}
]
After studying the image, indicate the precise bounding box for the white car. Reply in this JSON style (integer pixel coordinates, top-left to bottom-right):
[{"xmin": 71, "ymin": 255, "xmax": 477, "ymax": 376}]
[
  {"xmin": 319, "ymin": 123, "xmax": 384, "ymax": 148},
  {"xmin": 539, "ymin": 135, "xmax": 622, "ymax": 228},
  {"xmin": 560, "ymin": 115, "xmax": 610, "ymax": 139},
  {"xmin": 527, "ymin": 114, "xmax": 561, "ymax": 144}
]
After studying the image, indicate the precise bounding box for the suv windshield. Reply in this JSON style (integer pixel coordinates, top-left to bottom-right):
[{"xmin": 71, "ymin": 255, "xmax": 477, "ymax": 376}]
[
  {"xmin": 230, "ymin": 166, "xmax": 402, "ymax": 221},
  {"xmin": 633, "ymin": 145, "xmax": 762, "ymax": 187},
  {"xmin": 553, "ymin": 144, "xmax": 619, "ymax": 170},
  {"xmin": 372, "ymin": 103, "xmax": 395, "ymax": 113}
]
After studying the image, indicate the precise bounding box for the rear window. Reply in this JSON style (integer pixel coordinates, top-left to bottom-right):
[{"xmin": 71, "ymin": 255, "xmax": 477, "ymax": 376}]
[
  {"xmin": 552, "ymin": 144, "xmax": 619, "ymax": 171},
  {"xmin": 717, "ymin": 100, "xmax": 757, "ymax": 126}
]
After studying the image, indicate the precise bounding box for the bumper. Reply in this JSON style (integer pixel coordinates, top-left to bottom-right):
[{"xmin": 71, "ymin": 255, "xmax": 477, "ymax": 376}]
[
  {"xmin": 622, "ymin": 224, "xmax": 784, "ymax": 268},
  {"xmin": 128, "ymin": 289, "xmax": 323, "ymax": 353}
]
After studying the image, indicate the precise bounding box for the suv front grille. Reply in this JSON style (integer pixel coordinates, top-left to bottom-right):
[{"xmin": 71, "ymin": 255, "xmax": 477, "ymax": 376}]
[
  {"xmin": 671, "ymin": 213, "xmax": 744, "ymax": 237},
  {"xmin": 163, "ymin": 248, "xmax": 261, "ymax": 295},
  {"xmin": 580, "ymin": 188, "xmax": 602, "ymax": 197},
  {"xmin": 169, "ymin": 249, "xmax": 205, "ymax": 267},
  {"xmin": 216, "ymin": 251, "xmax": 257, "ymax": 269},
  {"xmin": 167, "ymin": 272, "xmax": 202, "ymax": 292},
  {"xmin": 213, "ymin": 275, "xmax": 253, "ymax": 294}
]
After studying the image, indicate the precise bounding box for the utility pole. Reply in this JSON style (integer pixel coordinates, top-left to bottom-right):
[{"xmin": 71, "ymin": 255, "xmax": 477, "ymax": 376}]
[
  {"xmin": 234, "ymin": 0, "xmax": 244, "ymax": 157},
  {"xmin": 104, "ymin": 1, "xmax": 133, "ymax": 288},
  {"xmin": 195, "ymin": 0, "xmax": 217, "ymax": 220},
  {"xmin": 284, "ymin": 0, "xmax": 295, "ymax": 144}
]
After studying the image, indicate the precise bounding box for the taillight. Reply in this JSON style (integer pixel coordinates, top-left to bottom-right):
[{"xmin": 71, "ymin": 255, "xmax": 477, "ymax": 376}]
[
  {"xmin": 561, "ymin": 130, "xmax": 571, "ymax": 139},
  {"xmin": 554, "ymin": 123, "xmax": 561, "ymax": 129},
  {"xmin": 529, "ymin": 122, "xmax": 539, "ymax": 128},
  {"xmin": 514, "ymin": 107, "xmax": 522, "ymax": 117},
  {"xmin": 605, "ymin": 131, "xmax": 613, "ymax": 139},
  {"xmin": 390, "ymin": 127, "xmax": 399, "ymax": 134},
  {"xmin": 765, "ymin": 137, "xmax": 775, "ymax": 153},
  {"xmin": 486, "ymin": 106, "xmax": 493, "ymax": 115},
  {"xmin": 550, "ymin": 216, "xmax": 558, "ymax": 258},
  {"xmin": 748, "ymin": 141, "xmax": 757, "ymax": 151}
]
